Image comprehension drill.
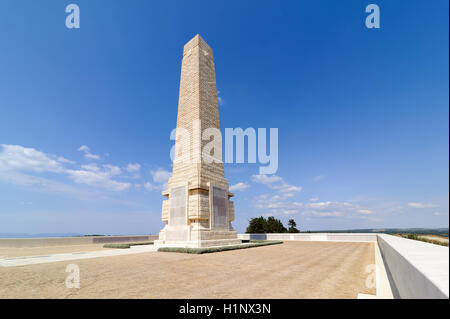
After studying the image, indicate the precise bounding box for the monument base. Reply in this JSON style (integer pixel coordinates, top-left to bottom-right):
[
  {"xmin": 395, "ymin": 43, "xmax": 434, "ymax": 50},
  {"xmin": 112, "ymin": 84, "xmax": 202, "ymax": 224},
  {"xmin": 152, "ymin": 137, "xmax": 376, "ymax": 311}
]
[
  {"xmin": 154, "ymin": 238, "xmax": 242, "ymax": 249},
  {"xmin": 155, "ymin": 226, "xmax": 241, "ymax": 248}
]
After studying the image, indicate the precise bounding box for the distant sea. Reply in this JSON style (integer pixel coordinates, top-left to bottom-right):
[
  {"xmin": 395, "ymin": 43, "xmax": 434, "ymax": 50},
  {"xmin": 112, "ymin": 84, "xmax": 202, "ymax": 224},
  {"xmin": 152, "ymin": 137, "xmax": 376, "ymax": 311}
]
[
  {"xmin": 0, "ymin": 233, "xmax": 84, "ymax": 238},
  {"xmin": 0, "ymin": 233, "xmax": 152, "ymax": 238}
]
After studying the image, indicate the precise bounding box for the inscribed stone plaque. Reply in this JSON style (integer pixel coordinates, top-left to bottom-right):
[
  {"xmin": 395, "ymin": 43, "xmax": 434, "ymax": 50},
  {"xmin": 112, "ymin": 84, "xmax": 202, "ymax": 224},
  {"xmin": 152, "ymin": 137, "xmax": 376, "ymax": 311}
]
[
  {"xmin": 169, "ymin": 186, "xmax": 187, "ymax": 226},
  {"xmin": 212, "ymin": 186, "xmax": 227, "ymax": 228}
]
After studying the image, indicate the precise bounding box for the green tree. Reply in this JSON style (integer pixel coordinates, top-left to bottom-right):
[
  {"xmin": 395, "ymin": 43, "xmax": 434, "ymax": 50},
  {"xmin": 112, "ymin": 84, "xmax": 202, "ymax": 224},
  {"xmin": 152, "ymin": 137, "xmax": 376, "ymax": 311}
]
[
  {"xmin": 266, "ymin": 216, "xmax": 287, "ymax": 233},
  {"xmin": 246, "ymin": 216, "xmax": 267, "ymax": 233},
  {"xmin": 287, "ymin": 219, "xmax": 300, "ymax": 233}
]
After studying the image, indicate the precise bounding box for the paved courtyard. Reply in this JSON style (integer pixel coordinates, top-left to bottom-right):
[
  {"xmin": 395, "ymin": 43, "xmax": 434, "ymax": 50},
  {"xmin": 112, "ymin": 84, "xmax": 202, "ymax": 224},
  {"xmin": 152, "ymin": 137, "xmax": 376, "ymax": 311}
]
[{"xmin": 0, "ymin": 241, "xmax": 375, "ymax": 299}]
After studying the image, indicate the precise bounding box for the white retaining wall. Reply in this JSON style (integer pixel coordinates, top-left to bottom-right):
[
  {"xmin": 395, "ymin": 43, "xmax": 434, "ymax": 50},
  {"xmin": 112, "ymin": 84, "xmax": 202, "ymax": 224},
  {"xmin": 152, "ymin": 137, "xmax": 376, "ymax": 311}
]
[
  {"xmin": 377, "ymin": 234, "xmax": 449, "ymax": 299},
  {"xmin": 0, "ymin": 235, "xmax": 158, "ymax": 248},
  {"xmin": 238, "ymin": 233, "xmax": 377, "ymax": 242}
]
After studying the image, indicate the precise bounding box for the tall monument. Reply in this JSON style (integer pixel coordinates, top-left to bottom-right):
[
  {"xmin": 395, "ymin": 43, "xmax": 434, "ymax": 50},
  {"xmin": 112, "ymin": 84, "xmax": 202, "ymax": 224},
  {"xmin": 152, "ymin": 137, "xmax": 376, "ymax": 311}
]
[{"xmin": 155, "ymin": 35, "xmax": 241, "ymax": 248}]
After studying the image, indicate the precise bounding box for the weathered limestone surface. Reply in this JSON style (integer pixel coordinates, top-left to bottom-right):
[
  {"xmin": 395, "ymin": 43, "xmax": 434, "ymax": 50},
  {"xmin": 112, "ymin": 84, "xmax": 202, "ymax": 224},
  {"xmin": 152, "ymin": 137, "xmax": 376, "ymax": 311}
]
[{"xmin": 155, "ymin": 35, "xmax": 240, "ymax": 248}]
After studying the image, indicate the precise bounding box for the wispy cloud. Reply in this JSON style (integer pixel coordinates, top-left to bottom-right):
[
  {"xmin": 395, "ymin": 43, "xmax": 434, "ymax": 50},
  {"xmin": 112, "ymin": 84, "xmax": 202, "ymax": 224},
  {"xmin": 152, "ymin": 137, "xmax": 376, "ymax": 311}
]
[
  {"xmin": 126, "ymin": 163, "xmax": 141, "ymax": 179},
  {"xmin": 408, "ymin": 202, "xmax": 438, "ymax": 209},
  {"xmin": 66, "ymin": 164, "xmax": 129, "ymax": 191},
  {"xmin": 313, "ymin": 174, "xmax": 326, "ymax": 182},
  {"xmin": 0, "ymin": 144, "xmax": 64, "ymax": 173},
  {"xmin": 253, "ymin": 193, "xmax": 304, "ymax": 216},
  {"xmin": 150, "ymin": 168, "xmax": 171, "ymax": 184},
  {"xmin": 251, "ymin": 174, "xmax": 283, "ymax": 184},
  {"xmin": 57, "ymin": 156, "xmax": 75, "ymax": 164},
  {"xmin": 78, "ymin": 145, "xmax": 100, "ymax": 160},
  {"xmin": 217, "ymin": 90, "xmax": 224, "ymax": 106},
  {"xmin": 229, "ymin": 182, "xmax": 249, "ymax": 192},
  {"xmin": 300, "ymin": 200, "xmax": 381, "ymax": 221},
  {"xmin": 0, "ymin": 144, "xmax": 131, "ymax": 194},
  {"xmin": 307, "ymin": 201, "xmax": 352, "ymax": 209},
  {"xmin": 310, "ymin": 211, "xmax": 342, "ymax": 217},
  {"xmin": 251, "ymin": 174, "xmax": 302, "ymax": 196},
  {"xmin": 144, "ymin": 181, "xmax": 160, "ymax": 191},
  {"xmin": 126, "ymin": 163, "xmax": 141, "ymax": 173},
  {"xmin": 144, "ymin": 168, "xmax": 172, "ymax": 191}
]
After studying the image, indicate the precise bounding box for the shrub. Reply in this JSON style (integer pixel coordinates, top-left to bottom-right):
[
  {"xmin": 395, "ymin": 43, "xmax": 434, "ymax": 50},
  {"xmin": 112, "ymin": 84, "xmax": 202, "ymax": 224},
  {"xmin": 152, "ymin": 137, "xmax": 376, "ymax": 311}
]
[
  {"xmin": 406, "ymin": 234, "xmax": 419, "ymax": 240},
  {"xmin": 103, "ymin": 243, "xmax": 130, "ymax": 249}
]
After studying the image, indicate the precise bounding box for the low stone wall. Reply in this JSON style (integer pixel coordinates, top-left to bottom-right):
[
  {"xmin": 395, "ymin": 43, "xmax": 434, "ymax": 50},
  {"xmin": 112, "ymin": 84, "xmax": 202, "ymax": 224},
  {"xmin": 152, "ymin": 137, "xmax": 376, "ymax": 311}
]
[
  {"xmin": 0, "ymin": 235, "xmax": 159, "ymax": 248},
  {"xmin": 377, "ymin": 234, "xmax": 449, "ymax": 299},
  {"xmin": 239, "ymin": 233, "xmax": 377, "ymax": 242}
]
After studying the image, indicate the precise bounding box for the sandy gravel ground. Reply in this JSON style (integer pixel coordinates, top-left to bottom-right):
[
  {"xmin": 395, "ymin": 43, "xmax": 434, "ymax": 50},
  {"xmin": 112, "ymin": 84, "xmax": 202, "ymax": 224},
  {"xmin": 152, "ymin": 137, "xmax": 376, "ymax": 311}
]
[
  {"xmin": 0, "ymin": 244, "xmax": 108, "ymax": 258},
  {"xmin": 0, "ymin": 241, "xmax": 375, "ymax": 299}
]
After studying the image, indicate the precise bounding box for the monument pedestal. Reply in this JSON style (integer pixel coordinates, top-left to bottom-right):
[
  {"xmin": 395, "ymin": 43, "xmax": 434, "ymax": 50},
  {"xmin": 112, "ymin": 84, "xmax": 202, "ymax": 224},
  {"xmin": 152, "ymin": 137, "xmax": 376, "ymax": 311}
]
[
  {"xmin": 154, "ymin": 238, "xmax": 241, "ymax": 249},
  {"xmin": 155, "ymin": 210, "xmax": 241, "ymax": 248}
]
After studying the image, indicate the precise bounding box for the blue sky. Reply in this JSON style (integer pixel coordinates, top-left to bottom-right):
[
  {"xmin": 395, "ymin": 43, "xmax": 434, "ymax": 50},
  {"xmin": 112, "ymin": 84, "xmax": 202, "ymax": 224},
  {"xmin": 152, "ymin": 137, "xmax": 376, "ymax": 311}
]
[{"xmin": 0, "ymin": 0, "xmax": 448, "ymax": 235}]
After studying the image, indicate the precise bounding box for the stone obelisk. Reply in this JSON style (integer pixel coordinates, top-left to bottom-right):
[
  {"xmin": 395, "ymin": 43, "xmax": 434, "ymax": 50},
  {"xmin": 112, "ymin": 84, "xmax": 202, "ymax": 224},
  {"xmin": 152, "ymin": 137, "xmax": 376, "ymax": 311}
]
[{"xmin": 155, "ymin": 35, "xmax": 240, "ymax": 248}]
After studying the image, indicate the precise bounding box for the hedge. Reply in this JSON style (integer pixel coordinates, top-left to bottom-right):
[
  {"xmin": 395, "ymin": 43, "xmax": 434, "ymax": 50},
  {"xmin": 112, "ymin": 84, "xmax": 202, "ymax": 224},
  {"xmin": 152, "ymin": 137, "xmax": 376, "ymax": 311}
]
[
  {"xmin": 103, "ymin": 241, "xmax": 154, "ymax": 249},
  {"xmin": 157, "ymin": 240, "xmax": 283, "ymax": 254}
]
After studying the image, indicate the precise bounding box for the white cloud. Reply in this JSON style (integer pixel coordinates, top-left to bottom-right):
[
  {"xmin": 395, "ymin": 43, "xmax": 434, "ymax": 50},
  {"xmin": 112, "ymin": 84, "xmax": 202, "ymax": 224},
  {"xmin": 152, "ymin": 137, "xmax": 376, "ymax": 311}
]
[
  {"xmin": 66, "ymin": 165, "xmax": 129, "ymax": 192},
  {"xmin": 0, "ymin": 170, "xmax": 99, "ymax": 199},
  {"xmin": 0, "ymin": 144, "xmax": 130, "ymax": 193},
  {"xmin": 313, "ymin": 174, "xmax": 326, "ymax": 181},
  {"xmin": 142, "ymin": 168, "xmax": 172, "ymax": 192},
  {"xmin": 77, "ymin": 145, "xmax": 100, "ymax": 160},
  {"xmin": 251, "ymin": 174, "xmax": 302, "ymax": 195},
  {"xmin": 251, "ymin": 174, "xmax": 283, "ymax": 184},
  {"xmin": 299, "ymin": 200, "xmax": 378, "ymax": 220},
  {"xmin": 307, "ymin": 201, "xmax": 352, "ymax": 209},
  {"xmin": 84, "ymin": 153, "xmax": 100, "ymax": 160},
  {"xmin": 0, "ymin": 144, "xmax": 64, "ymax": 173},
  {"xmin": 276, "ymin": 185, "xmax": 302, "ymax": 192},
  {"xmin": 144, "ymin": 181, "xmax": 160, "ymax": 191},
  {"xmin": 57, "ymin": 156, "xmax": 75, "ymax": 164},
  {"xmin": 310, "ymin": 211, "xmax": 342, "ymax": 217},
  {"xmin": 309, "ymin": 198, "xmax": 320, "ymax": 202},
  {"xmin": 250, "ymin": 174, "xmax": 303, "ymax": 216},
  {"xmin": 217, "ymin": 90, "xmax": 224, "ymax": 106},
  {"xmin": 81, "ymin": 163, "xmax": 100, "ymax": 172},
  {"xmin": 150, "ymin": 168, "xmax": 171, "ymax": 184},
  {"xmin": 253, "ymin": 193, "xmax": 303, "ymax": 216},
  {"xmin": 103, "ymin": 164, "xmax": 121, "ymax": 176},
  {"xmin": 408, "ymin": 202, "xmax": 438, "ymax": 209},
  {"xmin": 229, "ymin": 182, "xmax": 249, "ymax": 192},
  {"xmin": 126, "ymin": 163, "xmax": 141, "ymax": 173}
]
